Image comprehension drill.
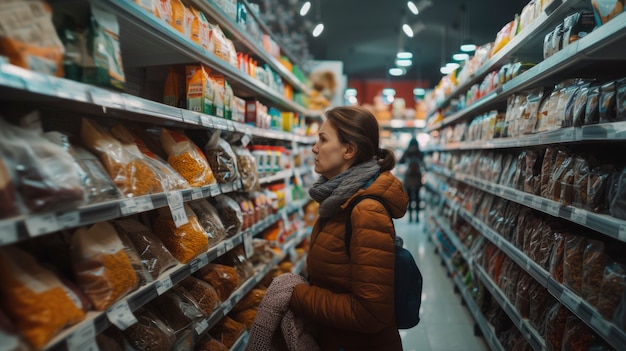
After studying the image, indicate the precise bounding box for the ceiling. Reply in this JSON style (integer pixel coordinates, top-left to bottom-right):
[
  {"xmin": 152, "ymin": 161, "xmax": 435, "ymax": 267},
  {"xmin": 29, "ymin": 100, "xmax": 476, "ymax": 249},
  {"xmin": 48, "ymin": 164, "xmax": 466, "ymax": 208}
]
[{"xmin": 259, "ymin": 0, "xmax": 532, "ymax": 87}]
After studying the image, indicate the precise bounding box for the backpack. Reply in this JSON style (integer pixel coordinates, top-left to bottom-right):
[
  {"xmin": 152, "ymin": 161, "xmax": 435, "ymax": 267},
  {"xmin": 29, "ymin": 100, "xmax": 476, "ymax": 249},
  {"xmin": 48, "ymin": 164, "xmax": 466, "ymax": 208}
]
[{"xmin": 345, "ymin": 195, "xmax": 423, "ymax": 329}]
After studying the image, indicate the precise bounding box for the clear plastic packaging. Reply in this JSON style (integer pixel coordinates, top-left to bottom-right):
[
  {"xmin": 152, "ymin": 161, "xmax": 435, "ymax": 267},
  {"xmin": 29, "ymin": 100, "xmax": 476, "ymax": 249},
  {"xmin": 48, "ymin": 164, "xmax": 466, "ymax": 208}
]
[
  {"xmin": 160, "ymin": 128, "xmax": 215, "ymax": 187},
  {"xmin": 120, "ymin": 307, "xmax": 176, "ymax": 351},
  {"xmin": 70, "ymin": 221, "xmax": 141, "ymax": 310},
  {"xmin": 233, "ymin": 146, "xmax": 260, "ymax": 192},
  {"xmin": 179, "ymin": 276, "xmax": 221, "ymax": 316},
  {"xmin": 113, "ymin": 219, "xmax": 179, "ymax": 280},
  {"xmin": 152, "ymin": 205, "xmax": 209, "ymax": 264},
  {"xmin": 187, "ymin": 199, "xmax": 227, "ymax": 247},
  {"xmin": 213, "ymin": 195, "xmax": 243, "ymax": 237},
  {"xmin": 195, "ymin": 263, "xmax": 240, "ymax": 301},
  {"xmin": 203, "ymin": 130, "xmax": 240, "ymax": 184},
  {"xmin": 0, "ymin": 247, "xmax": 85, "ymax": 349}
]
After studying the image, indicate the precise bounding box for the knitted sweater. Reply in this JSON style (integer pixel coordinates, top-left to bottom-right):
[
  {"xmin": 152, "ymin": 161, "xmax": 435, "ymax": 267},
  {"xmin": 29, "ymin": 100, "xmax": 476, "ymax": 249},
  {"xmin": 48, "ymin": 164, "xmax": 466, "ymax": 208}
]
[{"xmin": 245, "ymin": 273, "xmax": 320, "ymax": 351}]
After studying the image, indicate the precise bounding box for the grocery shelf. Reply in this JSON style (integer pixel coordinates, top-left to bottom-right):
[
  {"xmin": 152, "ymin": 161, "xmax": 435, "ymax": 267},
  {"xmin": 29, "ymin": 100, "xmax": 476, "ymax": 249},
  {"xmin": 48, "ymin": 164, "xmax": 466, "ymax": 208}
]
[
  {"xmin": 433, "ymin": 167, "xmax": 626, "ymax": 243},
  {"xmin": 435, "ymin": 181, "xmax": 626, "ymax": 351},
  {"xmin": 427, "ymin": 0, "xmax": 588, "ymax": 117},
  {"xmin": 431, "ymin": 230, "xmax": 505, "ymax": 351},
  {"xmin": 426, "ymin": 11, "xmax": 626, "ymax": 131},
  {"xmin": 189, "ymin": 0, "xmax": 310, "ymax": 95},
  {"xmin": 230, "ymin": 331, "xmax": 250, "ymax": 351},
  {"xmin": 99, "ymin": 0, "xmax": 310, "ymax": 116}
]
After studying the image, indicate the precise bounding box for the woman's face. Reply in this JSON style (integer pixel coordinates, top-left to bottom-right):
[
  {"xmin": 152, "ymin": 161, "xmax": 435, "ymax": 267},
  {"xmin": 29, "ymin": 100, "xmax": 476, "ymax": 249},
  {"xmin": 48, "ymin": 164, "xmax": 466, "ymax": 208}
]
[{"xmin": 312, "ymin": 121, "xmax": 352, "ymax": 179}]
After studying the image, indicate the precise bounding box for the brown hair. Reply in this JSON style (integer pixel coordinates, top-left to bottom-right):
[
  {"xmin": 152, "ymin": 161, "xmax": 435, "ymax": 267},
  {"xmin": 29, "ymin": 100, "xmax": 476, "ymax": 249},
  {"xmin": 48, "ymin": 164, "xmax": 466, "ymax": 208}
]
[{"xmin": 324, "ymin": 106, "xmax": 396, "ymax": 171}]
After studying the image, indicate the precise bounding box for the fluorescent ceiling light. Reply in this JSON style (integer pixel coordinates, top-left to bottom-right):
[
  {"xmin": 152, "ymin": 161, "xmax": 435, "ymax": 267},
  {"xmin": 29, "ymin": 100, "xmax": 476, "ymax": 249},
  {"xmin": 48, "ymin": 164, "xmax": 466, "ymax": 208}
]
[
  {"xmin": 300, "ymin": 1, "xmax": 311, "ymax": 16},
  {"xmin": 312, "ymin": 23, "xmax": 324, "ymax": 37},
  {"xmin": 396, "ymin": 51, "xmax": 413, "ymax": 59},
  {"xmin": 446, "ymin": 62, "xmax": 460, "ymax": 70},
  {"xmin": 413, "ymin": 88, "xmax": 426, "ymax": 96},
  {"xmin": 389, "ymin": 67, "xmax": 406, "ymax": 76},
  {"xmin": 452, "ymin": 52, "xmax": 470, "ymax": 61},
  {"xmin": 407, "ymin": 1, "xmax": 419, "ymax": 15},
  {"xmin": 440, "ymin": 66, "xmax": 454, "ymax": 74},
  {"xmin": 395, "ymin": 58, "xmax": 412, "ymax": 67},
  {"xmin": 402, "ymin": 24, "xmax": 414, "ymax": 38},
  {"xmin": 383, "ymin": 88, "xmax": 396, "ymax": 96},
  {"xmin": 345, "ymin": 88, "xmax": 357, "ymax": 96},
  {"xmin": 460, "ymin": 43, "xmax": 477, "ymax": 52}
]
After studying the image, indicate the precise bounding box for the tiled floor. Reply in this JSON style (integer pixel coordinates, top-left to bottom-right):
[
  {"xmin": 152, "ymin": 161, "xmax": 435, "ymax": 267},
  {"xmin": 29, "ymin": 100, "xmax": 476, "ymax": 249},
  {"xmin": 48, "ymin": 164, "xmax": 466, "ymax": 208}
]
[{"xmin": 397, "ymin": 212, "xmax": 489, "ymax": 351}]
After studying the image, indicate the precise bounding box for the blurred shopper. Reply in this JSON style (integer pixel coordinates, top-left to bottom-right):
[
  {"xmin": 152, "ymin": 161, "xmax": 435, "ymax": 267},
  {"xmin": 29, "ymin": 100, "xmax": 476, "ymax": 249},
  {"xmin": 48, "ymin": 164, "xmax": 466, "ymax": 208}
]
[{"xmin": 398, "ymin": 137, "xmax": 424, "ymax": 222}]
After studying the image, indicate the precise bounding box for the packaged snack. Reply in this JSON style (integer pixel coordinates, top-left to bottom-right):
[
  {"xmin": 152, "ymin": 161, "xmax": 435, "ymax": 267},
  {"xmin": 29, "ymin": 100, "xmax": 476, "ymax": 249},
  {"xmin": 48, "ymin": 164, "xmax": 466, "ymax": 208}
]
[
  {"xmin": 186, "ymin": 65, "xmax": 215, "ymax": 114},
  {"xmin": 599, "ymin": 80, "xmax": 617, "ymax": 123},
  {"xmin": 71, "ymin": 222, "xmax": 142, "ymax": 310},
  {"xmin": 152, "ymin": 205, "xmax": 209, "ymax": 263},
  {"xmin": 0, "ymin": 156, "xmax": 20, "ymax": 218},
  {"xmin": 151, "ymin": 288, "xmax": 204, "ymax": 335},
  {"xmin": 160, "ymin": 127, "xmax": 216, "ymax": 187},
  {"xmin": 179, "ymin": 276, "xmax": 221, "ymax": 316},
  {"xmin": 81, "ymin": 119, "xmax": 163, "ymax": 197},
  {"xmin": 209, "ymin": 316, "xmax": 246, "ymax": 349},
  {"xmin": 213, "ymin": 195, "xmax": 243, "ymax": 237},
  {"xmin": 233, "ymin": 146, "xmax": 260, "ymax": 192},
  {"xmin": 0, "ymin": 119, "xmax": 85, "ymax": 213},
  {"xmin": 195, "ymin": 263, "xmax": 240, "ymax": 301},
  {"xmin": 187, "ymin": 199, "xmax": 227, "ymax": 247},
  {"xmin": 582, "ymin": 240, "xmax": 609, "ymax": 306},
  {"xmin": 598, "ymin": 262, "xmax": 626, "ymax": 320},
  {"xmin": 113, "ymin": 219, "xmax": 179, "ymax": 280},
  {"xmin": 120, "ymin": 307, "xmax": 176, "ymax": 351},
  {"xmin": 591, "ymin": 0, "xmax": 624, "ymax": 26},
  {"xmin": 203, "ymin": 130, "xmax": 240, "ymax": 183},
  {"xmin": 0, "ymin": 247, "xmax": 85, "ymax": 349}
]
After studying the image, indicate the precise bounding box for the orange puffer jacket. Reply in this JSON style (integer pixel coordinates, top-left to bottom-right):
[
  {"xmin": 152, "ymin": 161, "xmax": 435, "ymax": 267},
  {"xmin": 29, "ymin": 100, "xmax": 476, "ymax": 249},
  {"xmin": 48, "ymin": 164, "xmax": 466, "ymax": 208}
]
[{"xmin": 290, "ymin": 171, "xmax": 409, "ymax": 351}]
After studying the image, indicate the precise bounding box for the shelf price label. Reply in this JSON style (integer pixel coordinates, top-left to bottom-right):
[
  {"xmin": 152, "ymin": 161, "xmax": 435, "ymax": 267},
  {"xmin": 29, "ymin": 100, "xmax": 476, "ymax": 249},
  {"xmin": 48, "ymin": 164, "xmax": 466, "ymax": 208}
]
[
  {"xmin": 217, "ymin": 242, "xmax": 226, "ymax": 256},
  {"xmin": 120, "ymin": 198, "xmax": 138, "ymax": 215},
  {"xmin": 57, "ymin": 211, "xmax": 80, "ymax": 229},
  {"xmin": 220, "ymin": 182, "xmax": 233, "ymax": 193},
  {"xmin": 618, "ymin": 224, "xmax": 626, "ymax": 242},
  {"xmin": 244, "ymin": 231, "xmax": 254, "ymax": 258},
  {"xmin": 225, "ymin": 240, "xmax": 234, "ymax": 252},
  {"xmin": 194, "ymin": 319, "xmax": 209, "ymax": 335},
  {"xmin": 0, "ymin": 221, "xmax": 18, "ymax": 245},
  {"xmin": 571, "ymin": 208, "xmax": 588, "ymax": 224},
  {"xmin": 167, "ymin": 192, "xmax": 188, "ymax": 228},
  {"xmin": 135, "ymin": 197, "xmax": 154, "ymax": 212},
  {"xmin": 222, "ymin": 300, "xmax": 233, "ymax": 315},
  {"xmin": 106, "ymin": 300, "xmax": 138, "ymax": 330},
  {"xmin": 547, "ymin": 203, "xmax": 560, "ymax": 216},
  {"xmin": 209, "ymin": 185, "xmax": 221, "ymax": 197},
  {"xmin": 191, "ymin": 188, "xmax": 203, "ymax": 200},
  {"xmin": 155, "ymin": 276, "xmax": 174, "ymax": 295},
  {"xmin": 25, "ymin": 214, "xmax": 59, "ymax": 237},
  {"xmin": 560, "ymin": 289, "xmax": 580, "ymax": 312},
  {"xmin": 67, "ymin": 321, "xmax": 97, "ymax": 351}
]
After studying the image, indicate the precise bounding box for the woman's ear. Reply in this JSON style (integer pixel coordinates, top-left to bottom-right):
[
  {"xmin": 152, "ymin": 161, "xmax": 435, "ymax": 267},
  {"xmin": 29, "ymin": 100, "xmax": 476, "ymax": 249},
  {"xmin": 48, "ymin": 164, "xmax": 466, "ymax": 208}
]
[{"xmin": 344, "ymin": 142, "xmax": 357, "ymax": 160}]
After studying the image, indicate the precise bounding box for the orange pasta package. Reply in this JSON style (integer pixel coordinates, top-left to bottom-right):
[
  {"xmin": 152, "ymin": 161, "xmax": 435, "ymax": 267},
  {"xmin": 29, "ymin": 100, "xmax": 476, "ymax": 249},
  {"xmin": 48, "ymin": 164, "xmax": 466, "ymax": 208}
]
[
  {"xmin": 0, "ymin": 247, "xmax": 85, "ymax": 349},
  {"xmin": 170, "ymin": 0, "xmax": 193, "ymax": 38},
  {"xmin": 110, "ymin": 124, "xmax": 190, "ymax": 191},
  {"xmin": 152, "ymin": 205, "xmax": 209, "ymax": 263},
  {"xmin": 160, "ymin": 127, "xmax": 216, "ymax": 186},
  {"xmin": 186, "ymin": 65, "xmax": 215, "ymax": 114},
  {"xmin": 80, "ymin": 119, "xmax": 164, "ymax": 197},
  {"xmin": 189, "ymin": 6, "xmax": 211, "ymax": 51},
  {"xmin": 70, "ymin": 222, "xmax": 140, "ymax": 311}
]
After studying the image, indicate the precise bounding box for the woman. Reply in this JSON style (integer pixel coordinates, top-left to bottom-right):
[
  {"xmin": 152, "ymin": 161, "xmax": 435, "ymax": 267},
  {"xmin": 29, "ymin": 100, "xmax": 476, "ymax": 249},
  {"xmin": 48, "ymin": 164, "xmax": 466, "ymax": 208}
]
[
  {"xmin": 290, "ymin": 106, "xmax": 409, "ymax": 351},
  {"xmin": 398, "ymin": 137, "xmax": 424, "ymax": 222}
]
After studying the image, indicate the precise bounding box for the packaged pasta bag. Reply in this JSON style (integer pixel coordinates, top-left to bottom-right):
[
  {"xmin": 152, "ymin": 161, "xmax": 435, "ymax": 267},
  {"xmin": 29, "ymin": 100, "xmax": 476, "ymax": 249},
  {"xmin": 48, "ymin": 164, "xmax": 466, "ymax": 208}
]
[
  {"xmin": 81, "ymin": 118, "xmax": 163, "ymax": 197},
  {"xmin": 0, "ymin": 119, "xmax": 85, "ymax": 213},
  {"xmin": 179, "ymin": 276, "xmax": 221, "ymax": 316},
  {"xmin": 213, "ymin": 195, "xmax": 243, "ymax": 237},
  {"xmin": 203, "ymin": 130, "xmax": 240, "ymax": 184},
  {"xmin": 194, "ymin": 263, "xmax": 240, "ymax": 301},
  {"xmin": 119, "ymin": 306, "xmax": 176, "ymax": 351},
  {"xmin": 188, "ymin": 199, "xmax": 227, "ymax": 247},
  {"xmin": 113, "ymin": 218, "xmax": 179, "ymax": 280},
  {"xmin": 150, "ymin": 287, "xmax": 204, "ymax": 336},
  {"xmin": 70, "ymin": 222, "xmax": 141, "ymax": 311},
  {"xmin": 111, "ymin": 124, "xmax": 190, "ymax": 191},
  {"xmin": 160, "ymin": 127, "xmax": 216, "ymax": 187},
  {"xmin": 196, "ymin": 333, "xmax": 229, "ymax": 351},
  {"xmin": 0, "ymin": 156, "xmax": 20, "ymax": 219},
  {"xmin": 152, "ymin": 205, "xmax": 209, "ymax": 263},
  {"xmin": 209, "ymin": 316, "xmax": 246, "ymax": 349},
  {"xmin": 0, "ymin": 247, "xmax": 85, "ymax": 349},
  {"xmin": 233, "ymin": 146, "xmax": 260, "ymax": 192}
]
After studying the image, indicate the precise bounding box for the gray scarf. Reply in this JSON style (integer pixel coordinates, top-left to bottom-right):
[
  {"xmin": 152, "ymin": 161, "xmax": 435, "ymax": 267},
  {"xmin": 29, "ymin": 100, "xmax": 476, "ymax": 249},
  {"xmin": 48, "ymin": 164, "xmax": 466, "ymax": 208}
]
[{"xmin": 309, "ymin": 160, "xmax": 381, "ymax": 217}]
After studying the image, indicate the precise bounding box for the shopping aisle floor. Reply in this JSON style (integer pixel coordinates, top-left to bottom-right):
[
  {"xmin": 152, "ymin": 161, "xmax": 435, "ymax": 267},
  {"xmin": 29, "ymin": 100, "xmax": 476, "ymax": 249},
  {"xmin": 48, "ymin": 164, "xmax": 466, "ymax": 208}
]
[{"xmin": 397, "ymin": 212, "xmax": 489, "ymax": 351}]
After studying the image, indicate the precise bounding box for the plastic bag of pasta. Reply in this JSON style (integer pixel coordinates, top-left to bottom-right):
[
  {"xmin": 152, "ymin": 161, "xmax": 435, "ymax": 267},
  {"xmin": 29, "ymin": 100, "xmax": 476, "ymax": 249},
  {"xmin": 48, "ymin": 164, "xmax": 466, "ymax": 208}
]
[
  {"xmin": 203, "ymin": 130, "xmax": 240, "ymax": 184},
  {"xmin": 152, "ymin": 205, "xmax": 209, "ymax": 264},
  {"xmin": 70, "ymin": 221, "xmax": 142, "ymax": 311},
  {"xmin": 0, "ymin": 247, "xmax": 85, "ymax": 349},
  {"xmin": 160, "ymin": 128, "xmax": 215, "ymax": 187},
  {"xmin": 188, "ymin": 199, "xmax": 227, "ymax": 247},
  {"xmin": 81, "ymin": 118, "xmax": 163, "ymax": 197}
]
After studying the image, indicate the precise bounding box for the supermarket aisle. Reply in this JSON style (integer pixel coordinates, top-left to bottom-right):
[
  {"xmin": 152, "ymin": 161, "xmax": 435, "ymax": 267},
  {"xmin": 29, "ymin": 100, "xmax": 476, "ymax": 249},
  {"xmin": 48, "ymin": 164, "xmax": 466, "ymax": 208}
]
[{"xmin": 396, "ymin": 212, "xmax": 489, "ymax": 351}]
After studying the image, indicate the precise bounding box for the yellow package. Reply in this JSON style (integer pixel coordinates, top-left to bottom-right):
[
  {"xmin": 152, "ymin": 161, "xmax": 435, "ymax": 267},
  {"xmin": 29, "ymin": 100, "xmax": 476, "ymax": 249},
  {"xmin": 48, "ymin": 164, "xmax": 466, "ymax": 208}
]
[
  {"xmin": 160, "ymin": 127, "xmax": 215, "ymax": 187},
  {"xmin": 164, "ymin": 66, "xmax": 182, "ymax": 106},
  {"xmin": 155, "ymin": 0, "xmax": 173, "ymax": 25},
  {"xmin": 210, "ymin": 73, "xmax": 227, "ymax": 118},
  {"xmin": 186, "ymin": 65, "xmax": 215, "ymax": 114},
  {"xmin": 190, "ymin": 6, "xmax": 211, "ymax": 51},
  {"xmin": 171, "ymin": 0, "xmax": 193, "ymax": 37}
]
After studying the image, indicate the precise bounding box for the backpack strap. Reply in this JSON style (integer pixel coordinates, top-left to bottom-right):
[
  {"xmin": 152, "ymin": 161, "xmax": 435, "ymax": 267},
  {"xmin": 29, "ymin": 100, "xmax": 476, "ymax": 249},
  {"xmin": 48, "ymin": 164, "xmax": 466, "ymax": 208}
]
[{"xmin": 345, "ymin": 195, "xmax": 393, "ymax": 258}]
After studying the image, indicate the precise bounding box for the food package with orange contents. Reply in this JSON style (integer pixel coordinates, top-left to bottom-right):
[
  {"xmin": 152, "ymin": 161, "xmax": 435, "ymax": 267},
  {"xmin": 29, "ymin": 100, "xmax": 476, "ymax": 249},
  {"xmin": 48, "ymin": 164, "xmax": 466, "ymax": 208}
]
[
  {"xmin": 152, "ymin": 205, "xmax": 209, "ymax": 264},
  {"xmin": 0, "ymin": 1, "xmax": 64, "ymax": 77},
  {"xmin": 186, "ymin": 65, "xmax": 216, "ymax": 114},
  {"xmin": 170, "ymin": 0, "xmax": 193, "ymax": 38},
  {"xmin": 0, "ymin": 247, "xmax": 86, "ymax": 349},
  {"xmin": 160, "ymin": 127, "xmax": 216, "ymax": 187},
  {"xmin": 70, "ymin": 221, "xmax": 145, "ymax": 311},
  {"xmin": 81, "ymin": 118, "xmax": 164, "ymax": 197},
  {"xmin": 110, "ymin": 124, "xmax": 190, "ymax": 191}
]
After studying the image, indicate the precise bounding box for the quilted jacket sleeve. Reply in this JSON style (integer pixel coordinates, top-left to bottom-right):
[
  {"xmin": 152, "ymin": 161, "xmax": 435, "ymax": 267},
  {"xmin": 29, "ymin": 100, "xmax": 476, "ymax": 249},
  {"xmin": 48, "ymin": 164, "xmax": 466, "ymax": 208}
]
[{"xmin": 290, "ymin": 199, "xmax": 396, "ymax": 333}]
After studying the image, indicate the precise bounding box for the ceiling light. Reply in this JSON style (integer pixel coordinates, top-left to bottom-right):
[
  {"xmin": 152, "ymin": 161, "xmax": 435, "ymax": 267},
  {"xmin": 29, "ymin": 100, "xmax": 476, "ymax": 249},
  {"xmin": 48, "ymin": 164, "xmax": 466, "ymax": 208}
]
[
  {"xmin": 344, "ymin": 88, "xmax": 357, "ymax": 96},
  {"xmin": 312, "ymin": 23, "xmax": 324, "ymax": 37},
  {"xmin": 300, "ymin": 1, "xmax": 311, "ymax": 16},
  {"xmin": 396, "ymin": 51, "xmax": 413, "ymax": 59},
  {"xmin": 407, "ymin": 1, "xmax": 419, "ymax": 15},
  {"xmin": 389, "ymin": 67, "xmax": 406, "ymax": 76},
  {"xmin": 446, "ymin": 62, "xmax": 460, "ymax": 70},
  {"xmin": 440, "ymin": 65, "xmax": 454, "ymax": 75},
  {"xmin": 452, "ymin": 52, "xmax": 470, "ymax": 61},
  {"xmin": 395, "ymin": 58, "xmax": 412, "ymax": 67},
  {"xmin": 402, "ymin": 24, "xmax": 414, "ymax": 38},
  {"xmin": 383, "ymin": 88, "xmax": 396, "ymax": 96},
  {"xmin": 460, "ymin": 42, "xmax": 476, "ymax": 52},
  {"xmin": 413, "ymin": 88, "xmax": 426, "ymax": 96}
]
